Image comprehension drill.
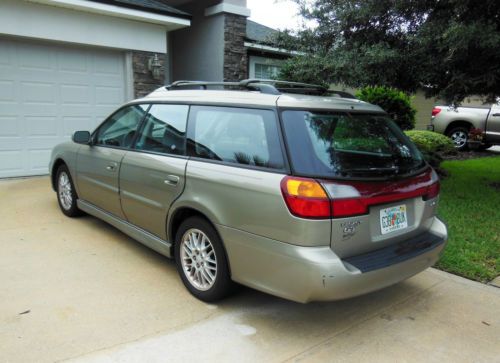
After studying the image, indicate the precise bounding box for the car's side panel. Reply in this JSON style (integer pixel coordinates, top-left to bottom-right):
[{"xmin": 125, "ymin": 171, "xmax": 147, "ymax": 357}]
[
  {"xmin": 76, "ymin": 145, "xmax": 127, "ymax": 219},
  {"xmin": 119, "ymin": 152, "xmax": 187, "ymax": 239},
  {"xmin": 173, "ymin": 160, "xmax": 331, "ymax": 247},
  {"xmin": 485, "ymin": 103, "xmax": 500, "ymax": 143},
  {"xmin": 431, "ymin": 106, "xmax": 490, "ymax": 134}
]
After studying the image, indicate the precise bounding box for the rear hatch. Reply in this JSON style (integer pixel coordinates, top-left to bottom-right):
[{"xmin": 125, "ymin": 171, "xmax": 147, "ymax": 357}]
[{"xmin": 280, "ymin": 110, "xmax": 440, "ymax": 258}]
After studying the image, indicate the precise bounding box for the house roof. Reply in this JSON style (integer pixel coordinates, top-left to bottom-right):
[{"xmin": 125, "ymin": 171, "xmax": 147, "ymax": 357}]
[
  {"xmin": 246, "ymin": 20, "xmax": 278, "ymax": 44},
  {"xmin": 88, "ymin": 0, "xmax": 191, "ymax": 19}
]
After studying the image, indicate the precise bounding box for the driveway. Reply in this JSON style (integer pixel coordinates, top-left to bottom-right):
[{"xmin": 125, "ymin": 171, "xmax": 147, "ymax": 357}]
[{"xmin": 1, "ymin": 177, "xmax": 499, "ymax": 363}]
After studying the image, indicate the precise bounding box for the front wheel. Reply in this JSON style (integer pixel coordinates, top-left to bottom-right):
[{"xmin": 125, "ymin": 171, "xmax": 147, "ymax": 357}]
[
  {"xmin": 175, "ymin": 217, "xmax": 234, "ymax": 302},
  {"xmin": 447, "ymin": 126, "xmax": 469, "ymax": 151},
  {"xmin": 56, "ymin": 165, "xmax": 82, "ymax": 217}
]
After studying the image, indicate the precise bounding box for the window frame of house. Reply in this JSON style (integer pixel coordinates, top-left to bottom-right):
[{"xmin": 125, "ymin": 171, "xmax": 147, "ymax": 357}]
[{"xmin": 248, "ymin": 56, "xmax": 284, "ymax": 80}]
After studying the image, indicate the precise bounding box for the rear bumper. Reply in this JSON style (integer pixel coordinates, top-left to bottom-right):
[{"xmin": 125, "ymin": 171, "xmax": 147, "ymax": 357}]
[
  {"xmin": 219, "ymin": 217, "xmax": 447, "ymax": 303},
  {"xmin": 427, "ymin": 124, "xmax": 435, "ymax": 131}
]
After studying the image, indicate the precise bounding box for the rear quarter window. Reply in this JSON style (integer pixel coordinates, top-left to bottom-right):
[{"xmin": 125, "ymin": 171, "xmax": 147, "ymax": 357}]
[{"xmin": 187, "ymin": 106, "xmax": 285, "ymax": 170}]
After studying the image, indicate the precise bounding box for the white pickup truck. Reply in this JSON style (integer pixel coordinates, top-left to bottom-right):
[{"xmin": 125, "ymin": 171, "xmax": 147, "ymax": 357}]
[{"xmin": 427, "ymin": 103, "xmax": 500, "ymax": 150}]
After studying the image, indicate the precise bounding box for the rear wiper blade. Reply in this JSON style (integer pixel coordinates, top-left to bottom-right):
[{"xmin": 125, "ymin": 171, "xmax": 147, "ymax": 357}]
[{"xmin": 341, "ymin": 166, "xmax": 399, "ymax": 174}]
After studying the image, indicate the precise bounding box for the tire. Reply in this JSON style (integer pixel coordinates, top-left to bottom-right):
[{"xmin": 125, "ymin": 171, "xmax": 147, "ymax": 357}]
[
  {"xmin": 56, "ymin": 164, "xmax": 82, "ymax": 217},
  {"xmin": 447, "ymin": 126, "xmax": 469, "ymax": 151},
  {"xmin": 175, "ymin": 217, "xmax": 234, "ymax": 302},
  {"xmin": 478, "ymin": 144, "xmax": 492, "ymax": 151}
]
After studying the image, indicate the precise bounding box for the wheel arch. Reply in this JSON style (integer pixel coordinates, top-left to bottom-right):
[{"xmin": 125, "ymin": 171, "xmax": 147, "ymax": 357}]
[
  {"xmin": 167, "ymin": 206, "xmax": 232, "ymax": 275},
  {"xmin": 444, "ymin": 120, "xmax": 473, "ymax": 135},
  {"xmin": 51, "ymin": 158, "xmax": 67, "ymax": 191}
]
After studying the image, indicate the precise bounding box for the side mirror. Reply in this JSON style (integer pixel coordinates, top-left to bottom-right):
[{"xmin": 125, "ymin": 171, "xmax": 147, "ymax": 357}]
[{"xmin": 72, "ymin": 131, "xmax": 91, "ymax": 144}]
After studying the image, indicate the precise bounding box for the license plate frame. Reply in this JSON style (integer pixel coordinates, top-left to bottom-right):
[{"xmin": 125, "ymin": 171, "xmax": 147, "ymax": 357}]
[{"xmin": 380, "ymin": 204, "xmax": 408, "ymax": 235}]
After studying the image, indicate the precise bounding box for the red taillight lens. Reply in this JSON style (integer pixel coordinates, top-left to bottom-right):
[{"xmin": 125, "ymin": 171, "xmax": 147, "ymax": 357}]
[
  {"xmin": 280, "ymin": 177, "xmax": 330, "ymax": 218},
  {"xmin": 423, "ymin": 169, "xmax": 440, "ymax": 200},
  {"xmin": 431, "ymin": 107, "xmax": 441, "ymax": 117},
  {"xmin": 282, "ymin": 169, "xmax": 440, "ymax": 219}
]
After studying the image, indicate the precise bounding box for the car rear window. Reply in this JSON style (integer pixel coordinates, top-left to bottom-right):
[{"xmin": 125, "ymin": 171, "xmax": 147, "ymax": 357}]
[
  {"xmin": 281, "ymin": 111, "xmax": 426, "ymax": 179},
  {"xmin": 187, "ymin": 106, "xmax": 285, "ymax": 170}
]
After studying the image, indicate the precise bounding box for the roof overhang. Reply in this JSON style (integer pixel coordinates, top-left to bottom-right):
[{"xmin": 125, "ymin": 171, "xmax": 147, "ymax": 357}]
[
  {"xmin": 28, "ymin": 0, "xmax": 190, "ymax": 30},
  {"xmin": 244, "ymin": 41, "xmax": 302, "ymax": 56}
]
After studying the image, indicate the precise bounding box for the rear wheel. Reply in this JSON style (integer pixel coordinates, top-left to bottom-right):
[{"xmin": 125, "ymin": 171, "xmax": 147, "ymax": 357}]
[
  {"xmin": 447, "ymin": 126, "xmax": 469, "ymax": 151},
  {"xmin": 175, "ymin": 217, "xmax": 234, "ymax": 302},
  {"xmin": 56, "ymin": 165, "xmax": 82, "ymax": 217}
]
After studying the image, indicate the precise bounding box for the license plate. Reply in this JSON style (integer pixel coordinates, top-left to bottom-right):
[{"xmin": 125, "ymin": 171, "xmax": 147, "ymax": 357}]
[{"xmin": 380, "ymin": 205, "xmax": 408, "ymax": 235}]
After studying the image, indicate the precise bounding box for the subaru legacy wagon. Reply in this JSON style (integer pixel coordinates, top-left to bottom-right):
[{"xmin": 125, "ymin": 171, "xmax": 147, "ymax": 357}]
[{"xmin": 49, "ymin": 80, "xmax": 447, "ymax": 303}]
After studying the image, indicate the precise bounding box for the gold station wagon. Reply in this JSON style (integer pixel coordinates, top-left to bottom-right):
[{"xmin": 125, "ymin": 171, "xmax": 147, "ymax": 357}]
[{"xmin": 50, "ymin": 80, "xmax": 448, "ymax": 303}]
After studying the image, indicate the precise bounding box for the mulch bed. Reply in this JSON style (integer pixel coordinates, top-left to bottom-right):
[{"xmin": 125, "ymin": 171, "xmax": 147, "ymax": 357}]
[{"xmin": 442, "ymin": 148, "xmax": 499, "ymax": 161}]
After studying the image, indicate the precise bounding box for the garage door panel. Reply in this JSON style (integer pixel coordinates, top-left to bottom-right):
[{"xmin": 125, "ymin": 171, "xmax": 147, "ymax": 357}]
[
  {"xmin": 20, "ymin": 81, "xmax": 56, "ymax": 104},
  {"xmin": 0, "ymin": 150, "xmax": 25, "ymax": 176},
  {"xmin": 63, "ymin": 116, "xmax": 93, "ymax": 137},
  {"xmin": 57, "ymin": 51, "xmax": 89, "ymax": 73},
  {"xmin": 0, "ymin": 39, "xmax": 126, "ymax": 178},
  {"xmin": 0, "ymin": 80, "xmax": 16, "ymax": 102},
  {"xmin": 61, "ymin": 84, "xmax": 91, "ymax": 105},
  {"xmin": 95, "ymin": 86, "xmax": 123, "ymax": 106},
  {"xmin": 17, "ymin": 44, "xmax": 55, "ymax": 71},
  {"xmin": 0, "ymin": 116, "xmax": 21, "ymax": 137},
  {"xmin": 25, "ymin": 116, "xmax": 58, "ymax": 137},
  {"xmin": 93, "ymin": 53, "xmax": 123, "ymax": 75},
  {"xmin": 28, "ymin": 149, "xmax": 53, "ymax": 172}
]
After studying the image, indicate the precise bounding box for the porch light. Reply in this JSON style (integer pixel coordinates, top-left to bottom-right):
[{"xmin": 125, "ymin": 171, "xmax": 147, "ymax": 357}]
[{"xmin": 148, "ymin": 54, "xmax": 162, "ymax": 80}]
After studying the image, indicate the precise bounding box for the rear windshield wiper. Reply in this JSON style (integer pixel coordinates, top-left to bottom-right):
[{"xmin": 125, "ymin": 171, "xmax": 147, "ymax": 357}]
[{"xmin": 341, "ymin": 166, "xmax": 399, "ymax": 175}]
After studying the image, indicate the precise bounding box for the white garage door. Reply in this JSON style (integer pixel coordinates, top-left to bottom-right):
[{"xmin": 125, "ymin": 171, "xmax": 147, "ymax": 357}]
[{"xmin": 0, "ymin": 39, "xmax": 127, "ymax": 178}]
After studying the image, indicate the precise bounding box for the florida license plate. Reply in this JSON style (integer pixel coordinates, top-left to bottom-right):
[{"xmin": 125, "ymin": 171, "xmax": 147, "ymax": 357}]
[{"xmin": 380, "ymin": 205, "xmax": 408, "ymax": 235}]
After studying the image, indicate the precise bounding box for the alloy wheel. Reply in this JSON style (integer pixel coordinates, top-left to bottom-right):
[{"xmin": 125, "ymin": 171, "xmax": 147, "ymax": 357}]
[
  {"xmin": 180, "ymin": 228, "xmax": 218, "ymax": 291},
  {"xmin": 58, "ymin": 171, "xmax": 73, "ymax": 210}
]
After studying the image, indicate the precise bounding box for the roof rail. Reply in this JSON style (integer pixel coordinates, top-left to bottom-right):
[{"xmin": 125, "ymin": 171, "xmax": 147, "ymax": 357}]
[{"xmin": 165, "ymin": 79, "xmax": 355, "ymax": 98}]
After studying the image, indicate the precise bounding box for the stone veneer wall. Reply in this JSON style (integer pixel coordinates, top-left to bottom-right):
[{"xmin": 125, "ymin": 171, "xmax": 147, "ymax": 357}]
[
  {"xmin": 132, "ymin": 51, "xmax": 166, "ymax": 98},
  {"xmin": 223, "ymin": 13, "xmax": 247, "ymax": 81}
]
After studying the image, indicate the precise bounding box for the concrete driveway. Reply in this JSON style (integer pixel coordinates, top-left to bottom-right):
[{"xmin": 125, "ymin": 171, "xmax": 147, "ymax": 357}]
[{"xmin": 1, "ymin": 177, "xmax": 499, "ymax": 363}]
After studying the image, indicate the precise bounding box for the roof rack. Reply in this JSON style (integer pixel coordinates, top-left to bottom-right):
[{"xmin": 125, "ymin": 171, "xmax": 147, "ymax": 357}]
[{"xmin": 165, "ymin": 79, "xmax": 355, "ymax": 98}]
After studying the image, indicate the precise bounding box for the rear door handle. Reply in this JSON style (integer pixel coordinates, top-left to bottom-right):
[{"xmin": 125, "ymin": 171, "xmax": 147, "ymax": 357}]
[
  {"xmin": 164, "ymin": 174, "xmax": 180, "ymax": 186},
  {"xmin": 491, "ymin": 113, "xmax": 500, "ymax": 117},
  {"xmin": 106, "ymin": 162, "xmax": 118, "ymax": 171}
]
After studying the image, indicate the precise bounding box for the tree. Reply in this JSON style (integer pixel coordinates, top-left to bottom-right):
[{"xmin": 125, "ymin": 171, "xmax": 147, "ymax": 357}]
[{"xmin": 274, "ymin": 0, "xmax": 500, "ymax": 104}]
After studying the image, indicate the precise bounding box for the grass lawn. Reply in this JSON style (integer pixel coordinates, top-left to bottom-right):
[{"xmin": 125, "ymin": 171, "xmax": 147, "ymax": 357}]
[{"xmin": 436, "ymin": 156, "xmax": 500, "ymax": 282}]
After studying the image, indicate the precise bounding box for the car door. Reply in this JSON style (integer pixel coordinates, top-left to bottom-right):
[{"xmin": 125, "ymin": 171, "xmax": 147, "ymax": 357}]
[
  {"xmin": 119, "ymin": 104, "xmax": 189, "ymax": 239},
  {"xmin": 486, "ymin": 103, "xmax": 500, "ymax": 143},
  {"xmin": 76, "ymin": 104, "xmax": 149, "ymax": 218}
]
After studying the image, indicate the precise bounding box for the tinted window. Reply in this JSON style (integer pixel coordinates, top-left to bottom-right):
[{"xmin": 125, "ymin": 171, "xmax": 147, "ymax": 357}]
[
  {"xmin": 282, "ymin": 111, "xmax": 425, "ymax": 178},
  {"xmin": 94, "ymin": 104, "xmax": 149, "ymax": 148},
  {"xmin": 135, "ymin": 104, "xmax": 189, "ymax": 155},
  {"xmin": 187, "ymin": 106, "xmax": 284, "ymax": 170}
]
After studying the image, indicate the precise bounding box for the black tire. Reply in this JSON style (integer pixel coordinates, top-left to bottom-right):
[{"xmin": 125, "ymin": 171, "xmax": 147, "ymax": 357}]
[
  {"xmin": 478, "ymin": 144, "xmax": 492, "ymax": 151},
  {"xmin": 446, "ymin": 126, "xmax": 470, "ymax": 151},
  {"xmin": 174, "ymin": 216, "xmax": 234, "ymax": 302},
  {"xmin": 56, "ymin": 164, "xmax": 82, "ymax": 217}
]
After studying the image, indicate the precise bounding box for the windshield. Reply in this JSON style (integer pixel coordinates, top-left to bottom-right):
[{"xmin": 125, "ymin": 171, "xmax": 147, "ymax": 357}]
[{"xmin": 281, "ymin": 111, "xmax": 426, "ymax": 179}]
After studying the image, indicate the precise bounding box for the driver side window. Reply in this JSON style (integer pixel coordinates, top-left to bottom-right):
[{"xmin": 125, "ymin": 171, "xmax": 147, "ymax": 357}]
[{"xmin": 94, "ymin": 104, "xmax": 149, "ymax": 148}]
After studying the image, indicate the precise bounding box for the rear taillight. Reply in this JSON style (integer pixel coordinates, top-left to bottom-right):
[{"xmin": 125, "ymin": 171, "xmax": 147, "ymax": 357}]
[
  {"xmin": 423, "ymin": 169, "xmax": 440, "ymax": 200},
  {"xmin": 281, "ymin": 169, "xmax": 440, "ymax": 219},
  {"xmin": 280, "ymin": 177, "xmax": 330, "ymax": 218},
  {"xmin": 431, "ymin": 107, "xmax": 441, "ymax": 117}
]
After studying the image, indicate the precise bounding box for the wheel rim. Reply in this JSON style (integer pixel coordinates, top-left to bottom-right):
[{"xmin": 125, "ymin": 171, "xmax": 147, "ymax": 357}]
[
  {"xmin": 180, "ymin": 229, "xmax": 217, "ymax": 291},
  {"xmin": 58, "ymin": 171, "xmax": 73, "ymax": 210},
  {"xmin": 450, "ymin": 130, "xmax": 468, "ymax": 148}
]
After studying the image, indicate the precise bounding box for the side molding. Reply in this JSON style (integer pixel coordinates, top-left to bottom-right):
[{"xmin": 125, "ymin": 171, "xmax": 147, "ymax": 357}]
[{"xmin": 77, "ymin": 200, "xmax": 173, "ymax": 258}]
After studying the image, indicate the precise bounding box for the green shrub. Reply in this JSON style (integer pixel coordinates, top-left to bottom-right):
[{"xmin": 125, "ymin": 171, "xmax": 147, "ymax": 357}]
[
  {"xmin": 356, "ymin": 86, "xmax": 416, "ymax": 130},
  {"xmin": 405, "ymin": 130, "xmax": 456, "ymax": 172}
]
